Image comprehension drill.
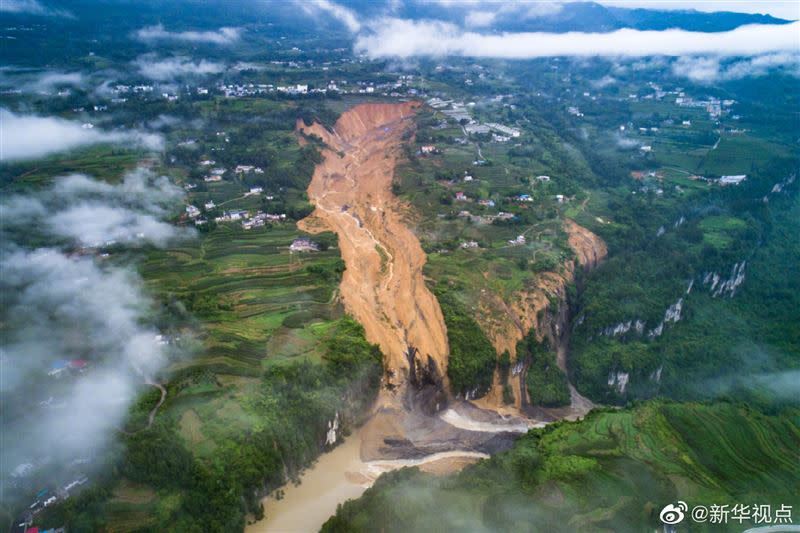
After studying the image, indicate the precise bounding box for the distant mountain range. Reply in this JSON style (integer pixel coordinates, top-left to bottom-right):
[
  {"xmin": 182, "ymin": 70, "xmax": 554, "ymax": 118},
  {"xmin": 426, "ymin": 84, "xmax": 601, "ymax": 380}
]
[
  {"xmin": 341, "ymin": 0, "xmax": 793, "ymax": 33},
  {"xmin": 3, "ymin": 0, "xmax": 793, "ymax": 36}
]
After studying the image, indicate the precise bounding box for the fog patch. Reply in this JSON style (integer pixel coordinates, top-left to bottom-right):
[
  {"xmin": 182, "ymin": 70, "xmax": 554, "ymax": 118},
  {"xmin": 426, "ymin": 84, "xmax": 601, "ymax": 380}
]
[
  {"xmin": 1, "ymin": 170, "xmax": 192, "ymax": 248},
  {"xmin": 133, "ymin": 54, "xmax": 226, "ymax": 81},
  {"xmin": 297, "ymin": 0, "xmax": 362, "ymax": 33},
  {"xmin": 672, "ymin": 52, "xmax": 800, "ymax": 82},
  {"xmin": 0, "ymin": 0, "xmax": 72, "ymax": 17},
  {"xmin": 135, "ymin": 24, "xmax": 242, "ymax": 45},
  {"xmin": 0, "ymin": 169, "xmax": 190, "ymax": 485},
  {"xmin": 0, "ymin": 108, "xmax": 162, "ymax": 161}
]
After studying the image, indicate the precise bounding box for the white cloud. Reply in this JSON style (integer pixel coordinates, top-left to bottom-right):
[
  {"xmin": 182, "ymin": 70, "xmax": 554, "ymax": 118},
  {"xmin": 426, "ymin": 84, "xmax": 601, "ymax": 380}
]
[
  {"xmin": 1, "ymin": 170, "xmax": 190, "ymax": 248},
  {"xmin": 299, "ymin": 0, "xmax": 362, "ymax": 33},
  {"xmin": 0, "ymin": 69, "xmax": 85, "ymax": 94},
  {"xmin": 672, "ymin": 52, "xmax": 800, "ymax": 82},
  {"xmin": 464, "ymin": 10, "xmax": 496, "ymax": 27},
  {"xmin": 0, "ymin": 108, "xmax": 162, "ymax": 161},
  {"xmin": 0, "ymin": 170, "xmax": 191, "ymax": 473},
  {"xmin": 0, "ymin": 0, "xmax": 71, "ymax": 17},
  {"xmin": 591, "ymin": 75, "xmax": 617, "ymax": 88},
  {"xmin": 133, "ymin": 55, "xmax": 226, "ymax": 81},
  {"xmin": 354, "ymin": 19, "xmax": 800, "ymax": 59},
  {"xmin": 135, "ymin": 24, "xmax": 242, "ymax": 45}
]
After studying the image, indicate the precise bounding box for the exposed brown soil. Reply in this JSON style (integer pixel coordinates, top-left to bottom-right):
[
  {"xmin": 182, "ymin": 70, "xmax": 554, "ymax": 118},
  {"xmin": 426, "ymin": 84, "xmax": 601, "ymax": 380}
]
[
  {"xmin": 298, "ymin": 102, "xmax": 449, "ymax": 393},
  {"xmin": 471, "ymin": 219, "xmax": 607, "ymax": 413},
  {"xmin": 297, "ymin": 102, "xmax": 606, "ymax": 460}
]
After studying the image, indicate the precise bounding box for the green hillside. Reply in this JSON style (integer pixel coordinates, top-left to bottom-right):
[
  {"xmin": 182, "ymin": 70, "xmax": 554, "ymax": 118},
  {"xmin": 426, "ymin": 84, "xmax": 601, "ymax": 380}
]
[{"xmin": 323, "ymin": 402, "xmax": 800, "ymax": 533}]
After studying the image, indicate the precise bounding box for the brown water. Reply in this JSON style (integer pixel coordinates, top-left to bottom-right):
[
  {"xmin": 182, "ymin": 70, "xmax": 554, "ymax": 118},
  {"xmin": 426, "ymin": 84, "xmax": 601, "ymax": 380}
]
[{"xmin": 245, "ymin": 428, "xmax": 369, "ymax": 533}]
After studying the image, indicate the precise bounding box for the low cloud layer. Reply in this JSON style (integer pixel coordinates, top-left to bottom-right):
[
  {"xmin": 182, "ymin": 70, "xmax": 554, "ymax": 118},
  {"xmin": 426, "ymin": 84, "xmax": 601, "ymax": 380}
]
[
  {"xmin": 0, "ymin": 0, "xmax": 71, "ymax": 17},
  {"xmin": 135, "ymin": 24, "xmax": 242, "ymax": 45},
  {"xmin": 133, "ymin": 55, "xmax": 226, "ymax": 81},
  {"xmin": 354, "ymin": 19, "xmax": 800, "ymax": 59},
  {"xmin": 298, "ymin": 0, "xmax": 362, "ymax": 32},
  {"xmin": 672, "ymin": 52, "xmax": 800, "ymax": 82},
  {"xmin": 2, "ymin": 170, "xmax": 192, "ymax": 248},
  {"xmin": 0, "ymin": 69, "xmax": 86, "ymax": 94},
  {"xmin": 0, "ymin": 108, "xmax": 162, "ymax": 161},
  {"xmin": 0, "ymin": 169, "xmax": 189, "ymax": 482}
]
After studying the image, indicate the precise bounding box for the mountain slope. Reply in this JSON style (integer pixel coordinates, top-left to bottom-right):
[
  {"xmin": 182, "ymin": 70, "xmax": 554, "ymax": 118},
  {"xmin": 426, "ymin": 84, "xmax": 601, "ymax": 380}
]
[{"xmin": 323, "ymin": 402, "xmax": 800, "ymax": 532}]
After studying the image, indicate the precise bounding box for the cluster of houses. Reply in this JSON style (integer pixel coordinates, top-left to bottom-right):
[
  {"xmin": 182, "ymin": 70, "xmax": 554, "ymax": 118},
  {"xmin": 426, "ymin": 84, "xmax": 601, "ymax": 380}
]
[
  {"xmin": 241, "ymin": 211, "xmax": 287, "ymax": 230},
  {"xmin": 14, "ymin": 474, "xmax": 87, "ymax": 533},
  {"xmin": 427, "ymin": 97, "xmax": 522, "ymax": 142}
]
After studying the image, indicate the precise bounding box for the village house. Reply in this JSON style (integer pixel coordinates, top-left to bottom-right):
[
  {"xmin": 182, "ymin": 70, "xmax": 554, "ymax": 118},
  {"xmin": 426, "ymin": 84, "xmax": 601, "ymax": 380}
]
[
  {"xmin": 719, "ymin": 175, "xmax": 747, "ymax": 186},
  {"xmin": 235, "ymin": 165, "xmax": 255, "ymax": 174},
  {"xmin": 290, "ymin": 238, "xmax": 320, "ymax": 252},
  {"xmin": 420, "ymin": 145, "xmax": 437, "ymax": 155},
  {"xmin": 460, "ymin": 241, "xmax": 480, "ymax": 249},
  {"xmin": 455, "ymin": 191, "xmax": 468, "ymax": 201},
  {"xmin": 204, "ymin": 201, "xmax": 216, "ymax": 210},
  {"xmin": 508, "ymin": 235, "xmax": 526, "ymax": 246},
  {"xmin": 536, "ymin": 175, "xmax": 551, "ymax": 182},
  {"xmin": 245, "ymin": 187, "xmax": 263, "ymax": 196},
  {"xmin": 478, "ymin": 199, "xmax": 495, "ymax": 207},
  {"xmin": 186, "ymin": 205, "xmax": 201, "ymax": 218}
]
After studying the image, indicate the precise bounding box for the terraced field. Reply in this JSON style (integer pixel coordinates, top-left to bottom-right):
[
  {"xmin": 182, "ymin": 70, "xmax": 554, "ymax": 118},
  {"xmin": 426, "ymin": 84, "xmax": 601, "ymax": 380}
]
[{"xmin": 140, "ymin": 223, "xmax": 344, "ymax": 375}]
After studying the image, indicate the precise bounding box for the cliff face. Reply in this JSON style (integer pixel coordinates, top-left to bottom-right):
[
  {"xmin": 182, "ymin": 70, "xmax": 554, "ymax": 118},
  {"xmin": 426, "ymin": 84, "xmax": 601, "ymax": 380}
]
[{"xmin": 472, "ymin": 220, "xmax": 607, "ymax": 411}]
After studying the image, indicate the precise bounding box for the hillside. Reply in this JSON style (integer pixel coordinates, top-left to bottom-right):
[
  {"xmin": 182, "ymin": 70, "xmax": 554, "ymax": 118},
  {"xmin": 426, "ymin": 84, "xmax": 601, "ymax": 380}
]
[{"xmin": 323, "ymin": 401, "xmax": 800, "ymax": 532}]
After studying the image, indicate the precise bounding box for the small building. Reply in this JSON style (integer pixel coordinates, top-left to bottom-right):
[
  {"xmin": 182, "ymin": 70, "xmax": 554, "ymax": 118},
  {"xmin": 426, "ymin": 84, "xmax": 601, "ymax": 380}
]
[
  {"xmin": 508, "ymin": 235, "xmax": 526, "ymax": 246},
  {"xmin": 204, "ymin": 201, "xmax": 216, "ymax": 210},
  {"xmin": 420, "ymin": 145, "xmax": 437, "ymax": 154},
  {"xmin": 719, "ymin": 175, "xmax": 746, "ymax": 186},
  {"xmin": 536, "ymin": 175, "xmax": 551, "ymax": 182},
  {"xmin": 460, "ymin": 241, "xmax": 479, "ymax": 249},
  {"xmin": 640, "ymin": 145, "xmax": 652, "ymax": 153},
  {"xmin": 455, "ymin": 191, "xmax": 468, "ymax": 202},
  {"xmin": 290, "ymin": 238, "xmax": 320, "ymax": 252}
]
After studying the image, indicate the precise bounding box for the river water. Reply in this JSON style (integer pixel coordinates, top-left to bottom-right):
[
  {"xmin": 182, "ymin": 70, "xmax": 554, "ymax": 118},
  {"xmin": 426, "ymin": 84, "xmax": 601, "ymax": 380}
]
[{"xmin": 245, "ymin": 428, "xmax": 369, "ymax": 533}]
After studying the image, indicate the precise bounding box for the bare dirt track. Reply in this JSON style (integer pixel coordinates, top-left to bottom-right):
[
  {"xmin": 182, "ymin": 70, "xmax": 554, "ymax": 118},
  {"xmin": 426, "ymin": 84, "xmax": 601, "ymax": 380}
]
[{"xmin": 297, "ymin": 102, "xmax": 449, "ymax": 392}]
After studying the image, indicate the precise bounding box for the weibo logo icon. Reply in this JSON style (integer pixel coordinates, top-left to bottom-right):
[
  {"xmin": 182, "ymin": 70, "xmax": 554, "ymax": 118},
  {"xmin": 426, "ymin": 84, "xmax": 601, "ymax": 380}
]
[{"xmin": 660, "ymin": 501, "xmax": 688, "ymax": 524}]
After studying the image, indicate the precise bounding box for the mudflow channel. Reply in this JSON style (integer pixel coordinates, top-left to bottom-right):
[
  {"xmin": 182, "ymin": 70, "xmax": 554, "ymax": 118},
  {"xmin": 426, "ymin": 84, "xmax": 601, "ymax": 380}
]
[{"xmin": 247, "ymin": 103, "xmax": 536, "ymax": 532}]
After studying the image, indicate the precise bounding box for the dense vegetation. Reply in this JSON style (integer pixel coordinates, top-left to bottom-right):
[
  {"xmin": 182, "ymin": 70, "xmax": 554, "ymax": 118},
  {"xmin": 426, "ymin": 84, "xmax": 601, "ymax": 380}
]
[
  {"xmin": 435, "ymin": 286, "xmax": 498, "ymax": 397},
  {"xmin": 519, "ymin": 333, "xmax": 570, "ymax": 408},
  {"xmin": 323, "ymin": 401, "xmax": 800, "ymax": 532},
  {"xmin": 43, "ymin": 317, "xmax": 381, "ymax": 532}
]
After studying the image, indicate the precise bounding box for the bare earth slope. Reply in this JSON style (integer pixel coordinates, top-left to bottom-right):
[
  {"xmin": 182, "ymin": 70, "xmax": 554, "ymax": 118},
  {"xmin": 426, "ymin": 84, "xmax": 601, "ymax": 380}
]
[{"xmin": 297, "ymin": 102, "xmax": 449, "ymax": 391}]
